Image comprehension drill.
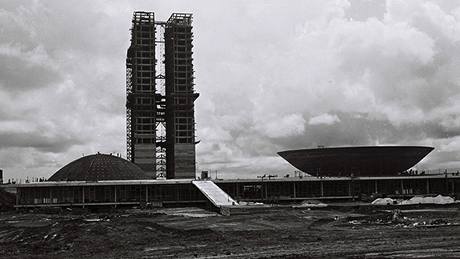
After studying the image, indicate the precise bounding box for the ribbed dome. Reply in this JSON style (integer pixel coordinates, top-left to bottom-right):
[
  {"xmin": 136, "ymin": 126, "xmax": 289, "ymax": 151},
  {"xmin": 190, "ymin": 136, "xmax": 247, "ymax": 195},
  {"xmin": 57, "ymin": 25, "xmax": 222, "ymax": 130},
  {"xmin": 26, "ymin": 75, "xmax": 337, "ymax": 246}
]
[{"xmin": 48, "ymin": 153, "xmax": 149, "ymax": 181}]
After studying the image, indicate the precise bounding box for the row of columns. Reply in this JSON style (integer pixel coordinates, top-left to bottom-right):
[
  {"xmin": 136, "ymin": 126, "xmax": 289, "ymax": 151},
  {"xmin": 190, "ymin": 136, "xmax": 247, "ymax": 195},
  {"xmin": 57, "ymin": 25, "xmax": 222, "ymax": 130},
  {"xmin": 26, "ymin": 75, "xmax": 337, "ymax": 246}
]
[{"xmin": 249, "ymin": 178, "xmax": 446, "ymax": 201}]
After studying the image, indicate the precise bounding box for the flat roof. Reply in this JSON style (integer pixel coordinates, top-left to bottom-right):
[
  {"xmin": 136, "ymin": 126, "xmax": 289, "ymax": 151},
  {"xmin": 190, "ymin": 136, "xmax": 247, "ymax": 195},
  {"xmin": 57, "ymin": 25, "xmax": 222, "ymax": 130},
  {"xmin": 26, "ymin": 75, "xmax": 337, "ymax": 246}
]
[
  {"xmin": 5, "ymin": 174, "xmax": 460, "ymax": 188},
  {"xmin": 8, "ymin": 179, "xmax": 194, "ymax": 188},
  {"xmin": 214, "ymin": 174, "xmax": 460, "ymax": 183}
]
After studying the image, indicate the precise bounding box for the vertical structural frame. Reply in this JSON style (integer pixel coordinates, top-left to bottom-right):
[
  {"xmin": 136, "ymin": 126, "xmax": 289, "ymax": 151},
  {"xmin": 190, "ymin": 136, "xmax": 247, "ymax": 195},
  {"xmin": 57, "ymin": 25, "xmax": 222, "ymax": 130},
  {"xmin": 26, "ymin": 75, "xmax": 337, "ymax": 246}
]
[
  {"xmin": 165, "ymin": 13, "xmax": 199, "ymax": 179},
  {"xmin": 126, "ymin": 12, "xmax": 157, "ymax": 178},
  {"xmin": 127, "ymin": 12, "xmax": 198, "ymax": 179}
]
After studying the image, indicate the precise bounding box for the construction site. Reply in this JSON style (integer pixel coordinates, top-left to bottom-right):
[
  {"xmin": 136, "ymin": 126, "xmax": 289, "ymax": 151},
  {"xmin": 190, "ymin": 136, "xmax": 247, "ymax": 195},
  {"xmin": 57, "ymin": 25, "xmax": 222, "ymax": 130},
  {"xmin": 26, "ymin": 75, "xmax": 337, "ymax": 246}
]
[{"xmin": 1, "ymin": 11, "xmax": 460, "ymax": 258}]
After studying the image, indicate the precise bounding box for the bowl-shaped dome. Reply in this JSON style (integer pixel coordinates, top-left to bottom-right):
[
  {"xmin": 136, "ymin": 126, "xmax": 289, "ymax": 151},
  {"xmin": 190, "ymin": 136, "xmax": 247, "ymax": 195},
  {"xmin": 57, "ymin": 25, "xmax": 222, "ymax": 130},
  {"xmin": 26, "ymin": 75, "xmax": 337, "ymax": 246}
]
[
  {"xmin": 48, "ymin": 153, "xmax": 150, "ymax": 181},
  {"xmin": 278, "ymin": 146, "xmax": 434, "ymax": 177}
]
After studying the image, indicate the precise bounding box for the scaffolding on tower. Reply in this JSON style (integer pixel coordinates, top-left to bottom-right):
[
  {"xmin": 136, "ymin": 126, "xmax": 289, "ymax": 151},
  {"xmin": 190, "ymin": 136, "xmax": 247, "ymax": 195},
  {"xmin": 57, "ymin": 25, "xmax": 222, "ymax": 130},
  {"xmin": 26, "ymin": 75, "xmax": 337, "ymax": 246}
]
[{"xmin": 154, "ymin": 21, "xmax": 167, "ymax": 178}]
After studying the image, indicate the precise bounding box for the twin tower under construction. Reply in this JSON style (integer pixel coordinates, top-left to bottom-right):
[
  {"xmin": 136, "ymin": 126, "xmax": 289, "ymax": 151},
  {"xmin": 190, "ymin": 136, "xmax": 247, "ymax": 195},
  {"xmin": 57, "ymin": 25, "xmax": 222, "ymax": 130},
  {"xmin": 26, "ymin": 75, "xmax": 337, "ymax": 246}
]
[{"xmin": 126, "ymin": 12, "xmax": 198, "ymax": 179}]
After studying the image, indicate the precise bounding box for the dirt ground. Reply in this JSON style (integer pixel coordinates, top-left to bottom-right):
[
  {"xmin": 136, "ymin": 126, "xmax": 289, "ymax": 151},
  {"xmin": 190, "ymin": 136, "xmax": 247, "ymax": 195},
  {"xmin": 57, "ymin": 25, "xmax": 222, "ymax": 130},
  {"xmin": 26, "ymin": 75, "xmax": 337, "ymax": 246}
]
[{"xmin": 1, "ymin": 204, "xmax": 460, "ymax": 258}]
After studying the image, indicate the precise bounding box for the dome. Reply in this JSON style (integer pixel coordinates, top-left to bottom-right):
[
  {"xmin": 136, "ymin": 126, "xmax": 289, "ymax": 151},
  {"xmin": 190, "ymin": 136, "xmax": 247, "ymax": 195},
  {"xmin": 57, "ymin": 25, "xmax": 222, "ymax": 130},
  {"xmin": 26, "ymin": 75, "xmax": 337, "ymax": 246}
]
[{"xmin": 48, "ymin": 153, "xmax": 150, "ymax": 181}]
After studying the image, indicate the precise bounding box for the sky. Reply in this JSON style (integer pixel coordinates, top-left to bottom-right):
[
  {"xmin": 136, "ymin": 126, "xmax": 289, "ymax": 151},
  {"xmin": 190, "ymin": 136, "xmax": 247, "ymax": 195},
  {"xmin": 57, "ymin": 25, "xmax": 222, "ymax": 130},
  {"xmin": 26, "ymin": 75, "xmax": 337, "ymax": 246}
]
[{"xmin": 1, "ymin": 0, "xmax": 460, "ymax": 180}]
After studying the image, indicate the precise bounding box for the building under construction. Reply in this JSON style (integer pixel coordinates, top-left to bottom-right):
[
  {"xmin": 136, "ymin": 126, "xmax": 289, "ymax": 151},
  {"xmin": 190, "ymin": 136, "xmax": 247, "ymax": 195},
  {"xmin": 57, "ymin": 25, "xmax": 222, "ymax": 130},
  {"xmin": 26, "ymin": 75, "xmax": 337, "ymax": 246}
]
[
  {"xmin": 126, "ymin": 12, "xmax": 198, "ymax": 179},
  {"xmin": 5, "ymin": 11, "xmax": 460, "ymax": 213}
]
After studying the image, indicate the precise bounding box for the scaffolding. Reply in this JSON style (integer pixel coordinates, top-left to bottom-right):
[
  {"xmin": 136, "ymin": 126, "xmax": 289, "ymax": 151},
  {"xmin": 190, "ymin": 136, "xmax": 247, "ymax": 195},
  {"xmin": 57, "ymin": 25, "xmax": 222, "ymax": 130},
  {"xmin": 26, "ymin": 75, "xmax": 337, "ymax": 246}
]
[
  {"xmin": 154, "ymin": 22, "xmax": 167, "ymax": 178},
  {"xmin": 126, "ymin": 12, "xmax": 156, "ymax": 178},
  {"xmin": 127, "ymin": 12, "xmax": 198, "ymax": 179}
]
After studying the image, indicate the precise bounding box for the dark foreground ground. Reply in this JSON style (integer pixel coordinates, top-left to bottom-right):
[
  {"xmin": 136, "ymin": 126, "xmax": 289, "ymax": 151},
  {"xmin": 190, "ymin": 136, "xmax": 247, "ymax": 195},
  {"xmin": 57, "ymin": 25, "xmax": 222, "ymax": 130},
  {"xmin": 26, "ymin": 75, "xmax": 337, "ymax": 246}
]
[{"xmin": 1, "ymin": 204, "xmax": 460, "ymax": 258}]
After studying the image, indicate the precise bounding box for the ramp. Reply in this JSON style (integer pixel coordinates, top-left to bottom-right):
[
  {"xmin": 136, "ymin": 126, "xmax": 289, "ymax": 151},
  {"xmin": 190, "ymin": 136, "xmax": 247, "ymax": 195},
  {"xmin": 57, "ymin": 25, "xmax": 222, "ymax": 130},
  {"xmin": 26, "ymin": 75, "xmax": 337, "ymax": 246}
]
[{"xmin": 192, "ymin": 180, "xmax": 238, "ymax": 207}]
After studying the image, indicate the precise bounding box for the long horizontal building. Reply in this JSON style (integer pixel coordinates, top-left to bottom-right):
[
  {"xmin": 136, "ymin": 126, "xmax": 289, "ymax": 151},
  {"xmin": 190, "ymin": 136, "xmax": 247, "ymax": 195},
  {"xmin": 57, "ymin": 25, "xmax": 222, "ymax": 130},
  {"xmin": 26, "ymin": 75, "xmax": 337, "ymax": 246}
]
[
  {"xmin": 5, "ymin": 152, "xmax": 460, "ymax": 208},
  {"xmin": 10, "ymin": 174, "xmax": 460, "ymax": 208}
]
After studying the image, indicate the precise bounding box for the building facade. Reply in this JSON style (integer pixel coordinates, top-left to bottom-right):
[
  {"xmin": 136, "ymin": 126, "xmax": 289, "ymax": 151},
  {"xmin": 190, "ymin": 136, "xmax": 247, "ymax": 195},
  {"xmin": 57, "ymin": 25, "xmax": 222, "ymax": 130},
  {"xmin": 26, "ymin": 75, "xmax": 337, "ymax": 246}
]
[{"xmin": 13, "ymin": 175, "xmax": 460, "ymax": 208}]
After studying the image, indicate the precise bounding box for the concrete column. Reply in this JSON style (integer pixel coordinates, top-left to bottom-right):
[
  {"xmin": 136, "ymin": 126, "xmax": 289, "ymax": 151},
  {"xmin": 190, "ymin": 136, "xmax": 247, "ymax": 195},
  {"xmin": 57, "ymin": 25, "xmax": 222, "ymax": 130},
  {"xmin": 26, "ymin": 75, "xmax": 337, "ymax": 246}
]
[
  {"xmin": 348, "ymin": 181, "xmax": 352, "ymax": 196},
  {"xmin": 426, "ymin": 179, "xmax": 430, "ymax": 194},
  {"xmin": 445, "ymin": 174, "xmax": 449, "ymax": 195},
  {"xmin": 400, "ymin": 179, "xmax": 404, "ymax": 195},
  {"xmin": 16, "ymin": 188, "xmax": 19, "ymax": 207},
  {"xmin": 293, "ymin": 182, "xmax": 297, "ymax": 198},
  {"xmin": 176, "ymin": 185, "xmax": 180, "ymax": 201},
  {"xmin": 264, "ymin": 183, "xmax": 268, "ymax": 200},
  {"xmin": 374, "ymin": 180, "xmax": 378, "ymax": 193},
  {"xmin": 82, "ymin": 186, "xmax": 85, "ymax": 207},
  {"xmin": 145, "ymin": 185, "xmax": 148, "ymax": 202},
  {"xmin": 320, "ymin": 181, "xmax": 324, "ymax": 197},
  {"xmin": 236, "ymin": 183, "xmax": 239, "ymax": 199},
  {"xmin": 259, "ymin": 182, "xmax": 263, "ymax": 200},
  {"xmin": 114, "ymin": 186, "xmax": 117, "ymax": 208}
]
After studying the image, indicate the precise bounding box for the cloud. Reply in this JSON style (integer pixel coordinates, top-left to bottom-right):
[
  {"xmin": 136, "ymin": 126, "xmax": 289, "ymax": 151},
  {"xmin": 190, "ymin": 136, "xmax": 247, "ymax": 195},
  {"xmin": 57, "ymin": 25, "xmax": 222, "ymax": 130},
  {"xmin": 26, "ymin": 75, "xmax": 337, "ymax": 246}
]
[
  {"xmin": 309, "ymin": 113, "xmax": 340, "ymax": 125},
  {"xmin": 0, "ymin": 0, "xmax": 130, "ymax": 179},
  {"xmin": 0, "ymin": 48, "xmax": 61, "ymax": 91},
  {"xmin": 255, "ymin": 113, "xmax": 306, "ymax": 138},
  {"xmin": 0, "ymin": 132, "xmax": 81, "ymax": 153},
  {"xmin": 1, "ymin": 0, "xmax": 460, "ymax": 180},
  {"xmin": 196, "ymin": 0, "xmax": 460, "ymax": 176}
]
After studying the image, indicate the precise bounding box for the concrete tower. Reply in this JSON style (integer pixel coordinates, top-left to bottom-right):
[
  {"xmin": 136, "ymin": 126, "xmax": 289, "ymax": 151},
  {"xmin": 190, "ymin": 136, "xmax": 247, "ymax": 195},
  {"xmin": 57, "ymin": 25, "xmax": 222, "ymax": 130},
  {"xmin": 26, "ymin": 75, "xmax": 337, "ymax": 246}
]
[
  {"xmin": 126, "ymin": 12, "xmax": 198, "ymax": 179},
  {"xmin": 165, "ymin": 13, "xmax": 199, "ymax": 179},
  {"xmin": 126, "ymin": 12, "xmax": 157, "ymax": 178}
]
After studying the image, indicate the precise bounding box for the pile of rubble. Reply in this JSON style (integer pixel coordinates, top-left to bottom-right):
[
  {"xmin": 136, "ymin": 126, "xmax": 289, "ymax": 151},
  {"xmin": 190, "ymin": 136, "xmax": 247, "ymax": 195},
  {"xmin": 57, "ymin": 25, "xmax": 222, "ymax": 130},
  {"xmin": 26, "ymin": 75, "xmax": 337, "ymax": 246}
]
[
  {"xmin": 346, "ymin": 209, "xmax": 460, "ymax": 229},
  {"xmin": 292, "ymin": 200, "xmax": 328, "ymax": 208},
  {"xmin": 371, "ymin": 195, "xmax": 455, "ymax": 206}
]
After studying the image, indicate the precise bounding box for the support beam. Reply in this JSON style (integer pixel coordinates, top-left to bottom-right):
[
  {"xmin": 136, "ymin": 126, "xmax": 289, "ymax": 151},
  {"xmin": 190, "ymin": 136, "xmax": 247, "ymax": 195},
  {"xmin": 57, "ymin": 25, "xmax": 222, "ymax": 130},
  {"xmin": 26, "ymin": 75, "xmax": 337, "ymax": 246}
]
[
  {"xmin": 445, "ymin": 174, "xmax": 449, "ymax": 195},
  {"xmin": 320, "ymin": 181, "xmax": 324, "ymax": 197},
  {"xmin": 293, "ymin": 182, "xmax": 297, "ymax": 198},
  {"xmin": 348, "ymin": 181, "xmax": 352, "ymax": 196},
  {"xmin": 236, "ymin": 182, "xmax": 239, "ymax": 199},
  {"xmin": 264, "ymin": 183, "xmax": 268, "ymax": 200},
  {"xmin": 82, "ymin": 186, "xmax": 85, "ymax": 208},
  {"xmin": 16, "ymin": 188, "xmax": 19, "ymax": 208}
]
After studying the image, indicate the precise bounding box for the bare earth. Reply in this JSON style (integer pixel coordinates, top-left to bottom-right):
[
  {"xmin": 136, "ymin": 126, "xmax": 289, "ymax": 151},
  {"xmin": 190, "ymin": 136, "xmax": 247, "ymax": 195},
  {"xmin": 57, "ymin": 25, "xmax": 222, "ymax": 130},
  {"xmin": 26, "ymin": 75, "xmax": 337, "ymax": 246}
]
[{"xmin": 1, "ymin": 205, "xmax": 460, "ymax": 258}]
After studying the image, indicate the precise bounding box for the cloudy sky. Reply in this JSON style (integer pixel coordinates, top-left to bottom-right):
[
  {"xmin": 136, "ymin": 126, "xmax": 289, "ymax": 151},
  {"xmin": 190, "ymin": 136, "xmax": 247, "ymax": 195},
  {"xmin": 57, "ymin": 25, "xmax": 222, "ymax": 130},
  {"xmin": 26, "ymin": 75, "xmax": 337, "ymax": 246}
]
[{"xmin": 1, "ymin": 0, "xmax": 460, "ymax": 180}]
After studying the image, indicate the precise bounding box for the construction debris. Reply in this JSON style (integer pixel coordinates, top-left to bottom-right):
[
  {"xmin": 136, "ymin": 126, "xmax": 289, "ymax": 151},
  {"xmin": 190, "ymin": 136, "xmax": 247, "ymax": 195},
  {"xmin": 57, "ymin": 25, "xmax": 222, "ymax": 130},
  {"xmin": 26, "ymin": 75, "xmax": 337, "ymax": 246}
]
[
  {"xmin": 400, "ymin": 195, "xmax": 455, "ymax": 205},
  {"xmin": 371, "ymin": 195, "xmax": 456, "ymax": 206},
  {"xmin": 371, "ymin": 197, "xmax": 397, "ymax": 205},
  {"xmin": 292, "ymin": 200, "xmax": 328, "ymax": 208}
]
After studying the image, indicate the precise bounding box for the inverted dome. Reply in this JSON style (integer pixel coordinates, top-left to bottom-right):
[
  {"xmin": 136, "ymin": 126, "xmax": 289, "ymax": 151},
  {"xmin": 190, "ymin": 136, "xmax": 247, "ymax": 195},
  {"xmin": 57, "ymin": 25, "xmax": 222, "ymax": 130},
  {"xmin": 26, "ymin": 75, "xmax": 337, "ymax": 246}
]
[
  {"xmin": 278, "ymin": 146, "xmax": 434, "ymax": 177},
  {"xmin": 48, "ymin": 153, "xmax": 150, "ymax": 181}
]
